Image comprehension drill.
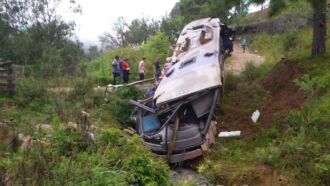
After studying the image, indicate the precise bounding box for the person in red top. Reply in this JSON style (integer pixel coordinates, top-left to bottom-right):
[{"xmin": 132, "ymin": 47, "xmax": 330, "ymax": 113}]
[{"xmin": 122, "ymin": 58, "xmax": 130, "ymax": 83}]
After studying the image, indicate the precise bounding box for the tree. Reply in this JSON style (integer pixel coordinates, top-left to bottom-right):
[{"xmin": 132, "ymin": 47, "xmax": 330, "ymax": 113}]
[
  {"xmin": 99, "ymin": 32, "xmax": 122, "ymax": 50},
  {"xmin": 310, "ymin": 0, "xmax": 327, "ymax": 57},
  {"xmin": 160, "ymin": 16, "xmax": 185, "ymax": 42},
  {"xmin": 125, "ymin": 18, "xmax": 159, "ymax": 46},
  {"xmin": 0, "ymin": 13, "xmax": 14, "ymax": 59},
  {"xmin": 100, "ymin": 17, "xmax": 160, "ymax": 50},
  {"xmin": 143, "ymin": 32, "xmax": 171, "ymax": 62},
  {"xmin": 0, "ymin": 0, "xmax": 84, "ymax": 76},
  {"xmin": 87, "ymin": 45, "xmax": 99, "ymax": 60},
  {"xmin": 0, "ymin": 0, "xmax": 81, "ymax": 31},
  {"xmin": 142, "ymin": 32, "xmax": 171, "ymax": 76},
  {"xmin": 161, "ymin": 0, "xmax": 241, "ymax": 41},
  {"xmin": 250, "ymin": 0, "xmax": 327, "ymax": 58}
]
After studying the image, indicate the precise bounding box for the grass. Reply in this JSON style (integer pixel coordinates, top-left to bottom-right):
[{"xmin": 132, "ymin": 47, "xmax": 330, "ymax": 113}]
[
  {"xmin": 232, "ymin": 1, "xmax": 312, "ymax": 26},
  {"xmin": 200, "ymin": 25, "xmax": 330, "ymax": 185},
  {"xmin": 0, "ymin": 77, "xmax": 170, "ymax": 185}
]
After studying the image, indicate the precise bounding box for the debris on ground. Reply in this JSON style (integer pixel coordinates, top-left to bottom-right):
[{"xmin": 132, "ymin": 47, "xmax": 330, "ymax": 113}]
[
  {"xmin": 220, "ymin": 59, "xmax": 307, "ymax": 137},
  {"xmin": 251, "ymin": 110, "xmax": 260, "ymax": 123},
  {"xmin": 218, "ymin": 131, "xmax": 241, "ymax": 138}
]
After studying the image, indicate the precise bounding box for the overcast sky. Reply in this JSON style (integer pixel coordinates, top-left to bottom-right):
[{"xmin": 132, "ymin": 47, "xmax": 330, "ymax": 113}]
[
  {"xmin": 60, "ymin": 0, "xmax": 179, "ymax": 47},
  {"xmin": 60, "ymin": 0, "xmax": 267, "ymax": 48}
]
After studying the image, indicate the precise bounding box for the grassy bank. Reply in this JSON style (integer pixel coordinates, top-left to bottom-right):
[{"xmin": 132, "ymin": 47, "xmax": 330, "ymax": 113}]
[
  {"xmin": 199, "ymin": 27, "xmax": 330, "ymax": 185},
  {"xmin": 0, "ymin": 78, "xmax": 170, "ymax": 185}
]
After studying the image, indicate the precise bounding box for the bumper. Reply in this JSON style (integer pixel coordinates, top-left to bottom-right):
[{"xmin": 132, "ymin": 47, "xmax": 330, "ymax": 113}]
[{"xmin": 156, "ymin": 148, "xmax": 203, "ymax": 163}]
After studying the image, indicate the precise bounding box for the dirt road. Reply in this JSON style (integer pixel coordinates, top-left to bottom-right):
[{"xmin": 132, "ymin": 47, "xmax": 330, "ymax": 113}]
[{"xmin": 225, "ymin": 42, "xmax": 265, "ymax": 75}]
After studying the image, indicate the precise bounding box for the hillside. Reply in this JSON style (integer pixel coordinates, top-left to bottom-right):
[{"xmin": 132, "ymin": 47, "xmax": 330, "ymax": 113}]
[
  {"xmin": 1, "ymin": 0, "xmax": 330, "ymax": 185},
  {"xmin": 198, "ymin": 23, "xmax": 330, "ymax": 185},
  {"xmin": 232, "ymin": 1, "xmax": 312, "ymax": 26}
]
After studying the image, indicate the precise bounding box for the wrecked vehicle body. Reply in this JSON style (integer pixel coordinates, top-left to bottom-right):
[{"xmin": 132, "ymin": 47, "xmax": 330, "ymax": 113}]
[{"xmin": 130, "ymin": 18, "xmax": 230, "ymax": 163}]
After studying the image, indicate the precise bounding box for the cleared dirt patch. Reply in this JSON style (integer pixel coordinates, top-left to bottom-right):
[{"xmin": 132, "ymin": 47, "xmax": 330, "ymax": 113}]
[{"xmin": 225, "ymin": 42, "xmax": 265, "ymax": 75}]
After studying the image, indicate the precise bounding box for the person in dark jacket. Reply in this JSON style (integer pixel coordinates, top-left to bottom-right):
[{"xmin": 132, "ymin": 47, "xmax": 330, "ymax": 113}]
[
  {"xmin": 112, "ymin": 56, "xmax": 120, "ymax": 85},
  {"xmin": 155, "ymin": 57, "xmax": 161, "ymax": 82}
]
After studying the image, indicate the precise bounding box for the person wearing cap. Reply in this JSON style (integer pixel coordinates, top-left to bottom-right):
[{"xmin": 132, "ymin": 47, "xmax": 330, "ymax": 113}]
[
  {"xmin": 139, "ymin": 57, "xmax": 145, "ymax": 80},
  {"xmin": 122, "ymin": 58, "xmax": 130, "ymax": 83}
]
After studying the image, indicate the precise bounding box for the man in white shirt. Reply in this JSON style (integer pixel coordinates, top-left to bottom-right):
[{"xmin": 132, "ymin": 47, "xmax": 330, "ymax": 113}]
[{"xmin": 139, "ymin": 57, "xmax": 145, "ymax": 80}]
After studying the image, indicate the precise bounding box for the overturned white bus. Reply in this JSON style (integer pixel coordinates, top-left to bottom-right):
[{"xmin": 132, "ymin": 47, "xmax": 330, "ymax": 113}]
[{"xmin": 130, "ymin": 18, "xmax": 234, "ymax": 163}]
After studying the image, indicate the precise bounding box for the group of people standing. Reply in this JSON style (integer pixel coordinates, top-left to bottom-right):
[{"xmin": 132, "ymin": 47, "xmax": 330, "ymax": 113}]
[
  {"xmin": 112, "ymin": 56, "xmax": 161, "ymax": 85},
  {"xmin": 112, "ymin": 56, "xmax": 131, "ymax": 84}
]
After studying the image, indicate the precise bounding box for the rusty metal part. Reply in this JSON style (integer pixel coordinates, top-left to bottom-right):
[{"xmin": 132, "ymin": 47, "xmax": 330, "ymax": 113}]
[{"xmin": 167, "ymin": 116, "xmax": 180, "ymax": 162}]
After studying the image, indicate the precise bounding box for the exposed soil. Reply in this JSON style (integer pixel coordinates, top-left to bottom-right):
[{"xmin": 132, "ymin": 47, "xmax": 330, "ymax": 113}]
[
  {"xmin": 0, "ymin": 102, "xmax": 14, "ymax": 110},
  {"xmin": 220, "ymin": 59, "xmax": 307, "ymax": 137},
  {"xmin": 211, "ymin": 60, "xmax": 307, "ymax": 186},
  {"xmin": 219, "ymin": 42, "xmax": 266, "ymax": 136},
  {"xmin": 218, "ymin": 85, "xmax": 267, "ymax": 137},
  {"xmin": 260, "ymin": 59, "xmax": 307, "ymax": 128},
  {"xmin": 215, "ymin": 164, "xmax": 297, "ymax": 186}
]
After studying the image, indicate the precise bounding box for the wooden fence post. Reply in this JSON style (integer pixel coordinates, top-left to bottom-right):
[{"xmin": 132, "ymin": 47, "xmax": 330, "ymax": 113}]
[
  {"xmin": 0, "ymin": 61, "xmax": 15, "ymax": 96},
  {"xmin": 7, "ymin": 63, "xmax": 15, "ymax": 96}
]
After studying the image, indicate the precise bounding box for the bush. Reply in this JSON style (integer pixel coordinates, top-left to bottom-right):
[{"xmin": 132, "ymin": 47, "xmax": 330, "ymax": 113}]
[
  {"xmin": 97, "ymin": 128, "xmax": 123, "ymax": 147},
  {"xmin": 15, "ymin": 78, "xmax": 49, "ymax": 108},
  {"xmin": 224, "ymin": 73, "xmax": 240, "ymax": 93},
  {"xmin": 71, "ymin": 78, "xmax": 94, "ymax": 98},
  {"xmin": 116, "ymin": 86, "xmax": 144, "ymax": 100},
  {"xmin": 123, "ymin": 135, "xmax": 170, "ymax": 186},
  {"xmin": 241, "ymin": 62, "xmax": 265, "ymax": 82},
  {"xmin": 108, "ymin": 87, "xmax": 144, "ymax": 127},
  {"xmin": 142, "ymin": 32, "xmax": 171, "ymax": 77},
  {"xmin": 283, "ymin": 30, "xmax": 299, "ymax": 55}
]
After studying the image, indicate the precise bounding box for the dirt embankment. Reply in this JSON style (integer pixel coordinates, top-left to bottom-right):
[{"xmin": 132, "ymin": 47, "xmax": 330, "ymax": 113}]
[
  {"xmin": 212, "ymin": 59, "xmax": 307, "ymax": 185},
  {"xmin": 260, "ymin": 59, "xmax": 307, "ymax": 128},
  {"xmin": 221, "ymin": 59, "xmax": 307, "ymax": 136}
]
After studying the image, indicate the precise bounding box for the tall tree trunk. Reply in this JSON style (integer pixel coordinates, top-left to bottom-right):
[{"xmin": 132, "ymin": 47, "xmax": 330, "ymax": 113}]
[{"xmin": 311, "ymin": 0, "xmax": 327, "ymax": 58}]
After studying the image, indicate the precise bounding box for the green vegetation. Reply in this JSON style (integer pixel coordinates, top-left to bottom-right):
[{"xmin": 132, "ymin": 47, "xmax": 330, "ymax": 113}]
[
  {"xmin": 1, "ymin": 0, "xmax": 330, "ymax": 185},
  {"xmin": 250, "ymin": 0, "xmax": 327, "ymax": 58},
  {"xmin": 0, "ymin": 0, "xmax": 85, "ymax": 78},
  {"xmin": 88, "ymin": 32, "xmax": 171, "ymax": 85},
  {"xmin": 0, "ymin": 79, "xmax": 170, "ymax": 185},
  {"xmin": 0, "ymin": 5, "xmax": 171, "ymax": 181},
  {"xmin": 199, "ymin": 25, "xmax": 330, "ymax": 185},
  {"xmin": 232, "ymin": 1, "xmax": 312, "ymax": 25},
  {"xmin": 0, "ymin": 1, "xmax": 173, "ymax": 185},
  {"xmin": 160, "ymin": 0, "xmax": 244, "ymax": 41}
]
